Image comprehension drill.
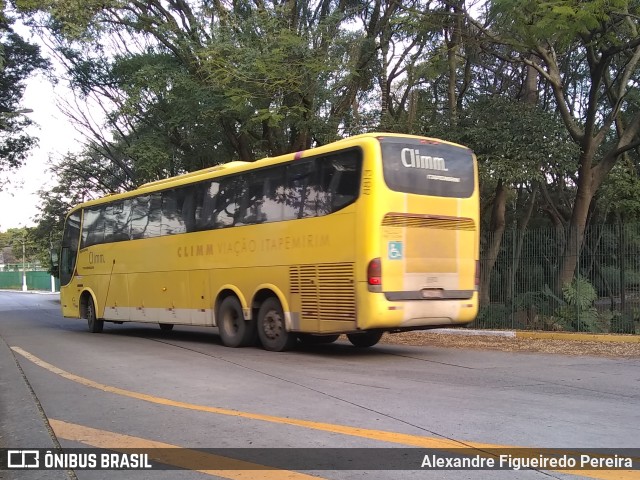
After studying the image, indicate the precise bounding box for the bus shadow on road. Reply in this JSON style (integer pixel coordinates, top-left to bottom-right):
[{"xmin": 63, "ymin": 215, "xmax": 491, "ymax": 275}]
[{"xmin": 86, "ymin": 324, "xmax": 411, "ymax": 358}]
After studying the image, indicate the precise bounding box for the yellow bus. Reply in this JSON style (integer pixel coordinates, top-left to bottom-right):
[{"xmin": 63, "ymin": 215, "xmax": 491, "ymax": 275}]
[{"xmin": 58, "ymin": 133, "xmax": 479, "ymax": 351}]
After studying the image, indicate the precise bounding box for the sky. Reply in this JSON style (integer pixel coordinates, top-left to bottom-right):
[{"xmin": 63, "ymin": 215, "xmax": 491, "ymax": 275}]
[{"xmin": 0, "ymin": 28, "xmax": 83, "ymax": 232}]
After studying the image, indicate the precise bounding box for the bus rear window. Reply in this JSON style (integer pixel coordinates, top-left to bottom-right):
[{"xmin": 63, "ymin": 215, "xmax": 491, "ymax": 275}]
[{"xmin": 380, "ymin": 138, "xmax": 474, "ymax": 198}]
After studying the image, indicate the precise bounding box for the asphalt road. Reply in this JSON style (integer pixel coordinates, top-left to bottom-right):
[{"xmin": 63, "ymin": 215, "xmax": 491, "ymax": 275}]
[{"xmin": 0, "ymin": 291, "xmax": 638, "ymax": 480}]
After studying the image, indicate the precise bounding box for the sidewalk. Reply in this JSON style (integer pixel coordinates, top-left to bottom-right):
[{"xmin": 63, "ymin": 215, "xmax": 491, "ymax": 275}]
[
  {"xmin": 0, "ymin": 337, "xmax": 67, "ymax": 479},
  {"xmin": 0, "ymin": 289, "xmax": 59, "ymax": 295},
  {"xmin": 431, "ymin": 327, "xmax": 640, "ymax": 343}
]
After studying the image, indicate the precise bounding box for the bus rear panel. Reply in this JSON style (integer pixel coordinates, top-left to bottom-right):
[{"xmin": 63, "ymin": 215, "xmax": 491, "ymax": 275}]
[{"xmin": 357, "ymin": 136, "xmax": 479, "ymax": 332}]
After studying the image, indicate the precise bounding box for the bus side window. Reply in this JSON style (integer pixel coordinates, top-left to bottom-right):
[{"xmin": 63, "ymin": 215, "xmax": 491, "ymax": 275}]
[
  {"xmin": 181, "ymin": 184, "xmax": 200, "ymax": 232},
  {"xmin": 162, "ymin": 189, "xmax": 187, "ymax": 236},
  {"xmin": 130, "ymin": 196, "xmax": 149, "ymax": 239},
  {"xmin": 284, "ymin": 161, "xmax": 315, "ymax": 220},
  {"xmin": 261, "ymin": 166, "xmax": 285, "ymax": 223},
  {"xmin": 81, "ymin": 207, "xmax": 105, "ymax": 248},
  {"xmin": 197, "ymin": 181, "xmax": 220, "ymax": 231},
  {"xmin": 215, "ymin": 177, "xmax": 244, "ymax": 228},
  {"xmin": 104, "ymin": 200, "xmax": 132, "ymax": 243},
  {"xmin": 239, "ymin": 173, "xmax": 268, "ymax": 225},
  {"xmin": 323, "ymin": 151, "xmax": 362, "ymax": 213},
  {"xmin": 130, "ymin": 194, "xmax": 162, "ymax": 239}
]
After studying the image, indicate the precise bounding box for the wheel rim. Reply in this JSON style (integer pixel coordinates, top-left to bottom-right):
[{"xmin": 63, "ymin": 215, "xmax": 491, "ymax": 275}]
[{"xmin": 262, "ymin": 309, "xmax": 283, "ymax": 340}]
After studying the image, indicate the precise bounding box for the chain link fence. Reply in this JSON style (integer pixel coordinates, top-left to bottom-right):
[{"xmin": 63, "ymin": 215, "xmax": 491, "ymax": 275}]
[{"xmin": 472, "ymin": 223, "xmax": 640, "ymax": 334}]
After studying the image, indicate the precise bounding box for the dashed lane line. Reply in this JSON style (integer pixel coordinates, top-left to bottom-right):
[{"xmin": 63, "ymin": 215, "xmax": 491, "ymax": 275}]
[{"xmin": 50, "ymin": 418, "xmax": 323, "ymax": 480}]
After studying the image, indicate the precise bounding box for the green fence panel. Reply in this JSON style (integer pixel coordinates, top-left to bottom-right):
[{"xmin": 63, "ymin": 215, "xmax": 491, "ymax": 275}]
[
  {"xmin": 0, "ymin": 271, "xmax": 59, "ymax": 291},
  {"xmin": 27, "ymin": 271, "xmax": 56, "ymax": 291},
  {"xmin": 0, "ymin": 271, "xmax": 22, "ymax": 289}
]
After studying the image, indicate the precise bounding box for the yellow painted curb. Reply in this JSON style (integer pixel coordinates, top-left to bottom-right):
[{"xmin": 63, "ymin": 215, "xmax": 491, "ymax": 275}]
[{"xmin": 516, "ymin": 331, "xmax": 640, "ymax": 343}]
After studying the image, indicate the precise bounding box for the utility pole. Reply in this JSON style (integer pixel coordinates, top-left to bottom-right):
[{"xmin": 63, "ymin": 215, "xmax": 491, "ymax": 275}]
[{"xmin": 21, "ymin": 237, "xmax": 27, "ymax": 292}]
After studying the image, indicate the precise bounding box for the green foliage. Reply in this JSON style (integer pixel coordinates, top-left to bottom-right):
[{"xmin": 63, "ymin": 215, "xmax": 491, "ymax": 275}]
[
  {"xmin": 599, "ymin": 161, "xmax": 640, "ymax": 220},
  {"xmin": 488, "ymin": 0, "xmax": 632, "ymax": 51},
  {"xmin": 0, "ymin": 227, "xmax": 41, "ymax": 267},
  {"xmin": 562, "ymin": 276, "xmax": 598, "ymax": 311},
  {"xmin": 0, "ymin": 24, "xmax": 48, "ymax": 185},
  {"xmin": 610, "ymin": 312, "xmax": 637, "ymax": 334},
  {"xmin": 15, "ymin": 0, "xmax": 118, "ymax": 40},
  {"xmin": 460, "ymin": 97, "xmax": 579, "ymax": 185},
  {"xmin": 472, "ymin": 304, "xmax": 511, "ymax": 329},
  {"xmin": 544, "ymin": 277, "xmax": 601, "ymax": 332}
]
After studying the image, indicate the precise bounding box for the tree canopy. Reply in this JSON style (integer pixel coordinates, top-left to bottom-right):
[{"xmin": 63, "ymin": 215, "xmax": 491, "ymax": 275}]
[{"xmin": 0, "ymin": 2, "xmax": 47, "ymax": 187}]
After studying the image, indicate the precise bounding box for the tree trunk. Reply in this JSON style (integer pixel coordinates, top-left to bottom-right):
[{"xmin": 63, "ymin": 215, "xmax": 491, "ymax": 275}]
[
  {"xmin": 480, "ymin": 179, "xmax": 508, "ymax": 307},
  {"xmin": 557, "ymin": 157, "xmax": 593, "ymax": 287},
  {"xmin": 505, "ymin": 185, "xmax": 537, "ymax": 302},
  {"xmin": 446, "ymin": 1, "xmax": 463, "ymax": 127}
]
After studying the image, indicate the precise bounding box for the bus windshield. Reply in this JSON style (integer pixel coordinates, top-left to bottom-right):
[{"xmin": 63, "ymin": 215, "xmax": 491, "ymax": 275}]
[{"xmin": 380, "ymin": 137, "xmax": 474, "ymax": 198}]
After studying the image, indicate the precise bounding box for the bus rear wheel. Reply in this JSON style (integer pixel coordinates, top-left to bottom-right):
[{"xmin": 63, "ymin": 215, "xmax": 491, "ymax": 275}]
[
  {"xmin": 347, "ymin": 331, "xmax": 383, "ymax": 348},
  {"xmin": 217, "ymin": 296, "xmax": 256, "ymax": 347},
  {"xmin": 85, "ymin": 297, "xmax": 104, "ymax": 333},
  {"xmin": 257, "ymin": 298, "xmax": 296, "ymax": 352}
]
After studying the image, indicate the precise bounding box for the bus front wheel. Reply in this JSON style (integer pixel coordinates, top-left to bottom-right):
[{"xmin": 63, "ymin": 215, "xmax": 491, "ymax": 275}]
[
  {"xmin": 217, "ymin": 296, "xmax": 256, "ymax": 347},
  {"xmin": 257, "ymin": 298, "xmax": 296, "ymax": 352},
  {"xmin": 85, "ymin": 297, "xmax": 104, "ymax": 333},
  {"xmin": 347, "ymin": 331, "xmax": 383, "ymax": 348}
]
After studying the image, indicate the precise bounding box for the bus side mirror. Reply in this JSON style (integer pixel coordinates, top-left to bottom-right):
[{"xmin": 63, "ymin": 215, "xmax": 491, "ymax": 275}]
[{"xmin": 50, "ymin": 249, "xmax": 59, "ymax": 269}]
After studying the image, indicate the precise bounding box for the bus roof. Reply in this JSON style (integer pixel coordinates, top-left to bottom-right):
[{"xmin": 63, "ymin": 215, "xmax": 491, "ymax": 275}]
[{"xmin": 68, "ymin": 132, "xmax": 467, "ymax": 213}]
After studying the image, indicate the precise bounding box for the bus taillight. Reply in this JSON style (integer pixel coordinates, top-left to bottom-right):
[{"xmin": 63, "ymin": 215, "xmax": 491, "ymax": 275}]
[
  {"xmin": 475, "ymin": 260, "xmax": 480, "ymax": 290},
  {"xmin": 367, "ymin": 258, "xmax": 382, "ymax": 286}
]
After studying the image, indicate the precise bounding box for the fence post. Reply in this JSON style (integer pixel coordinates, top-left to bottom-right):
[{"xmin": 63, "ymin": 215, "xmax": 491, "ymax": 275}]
[
  {"xmin": 510, "ymin": 228, "xmax": 516, "ymax": 328},
  {"xmin": 51, "ymin": 275, "xmax": 56, "ymax": 293},
  {"xmin": 575, "ymin": 226, "xmax": 580, "ymax": 331}
]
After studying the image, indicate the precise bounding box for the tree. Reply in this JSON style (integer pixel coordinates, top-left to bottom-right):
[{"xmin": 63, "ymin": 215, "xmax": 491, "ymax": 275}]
[
  {"xmin": 0, "ymin": 4, "xmax": 47, "ymax": 187},
  {"xmin": 460, "ymin": 96, "xmax": 577, "ymax": 305},
  {"xmin": 18, "ymin": 0, "xmax": 400, "ymax": 166},
  {"xmin": 0, "ymin": 226, "xmax": 39, "ymax": 268},
  {"xmin": 484, "ymin": 0, "xmax": 640, "ymax": 288}
]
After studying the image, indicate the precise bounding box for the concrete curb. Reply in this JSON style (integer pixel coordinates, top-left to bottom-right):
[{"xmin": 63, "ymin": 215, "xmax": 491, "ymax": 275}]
[
  {"xmin": 514, "ymin": 330, "xmax": 640, "ymax": 343},
  {"xmin": 0, "ymin": 289, "xmax": 58, "ymax": 295},
  {"xmin": 429, "ymin": 328, "xmax": 640, "ymax": 343},
  {"xmin": 430, "ymin": 328, "xmax": 515, "ymax": 337}
]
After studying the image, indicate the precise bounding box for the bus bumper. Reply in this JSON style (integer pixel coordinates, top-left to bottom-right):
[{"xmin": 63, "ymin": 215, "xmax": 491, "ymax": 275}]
[{"xmin": 356, "ymin": 283, "xmax": 478, "ymax": 331}]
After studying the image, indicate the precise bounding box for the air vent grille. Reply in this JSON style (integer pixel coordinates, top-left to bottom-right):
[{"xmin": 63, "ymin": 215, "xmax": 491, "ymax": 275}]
[
  {"xmin": 290, "ymin": 263, "xmax": 355, "ymax": 322},
  {"xmin": 382, "ymin": 214, "xmax": 475, "ymax": 231}
]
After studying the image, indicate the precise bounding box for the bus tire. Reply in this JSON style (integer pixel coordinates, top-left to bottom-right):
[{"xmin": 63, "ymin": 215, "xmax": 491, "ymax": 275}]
[
  {"xmin": 298, "ymin": 334, "xmax": 340, "ymax": 345},
  {"xmin": 86, "ymin": 297, "xmax": 104, "ymax": 333},
  {"xmin": 347, "ymin": 331, "xmax": 383, "ymax": 348},
  {"xmin": 217, "ymin": 296, "xmax": 256, "ymax": 347},
  {"xmin": 159, "ymin": 323, "xmax": 174, "ymax": 332},
  {"xmin": 257, "ymin": 298, "xmax": 296, "ymax": 352}
]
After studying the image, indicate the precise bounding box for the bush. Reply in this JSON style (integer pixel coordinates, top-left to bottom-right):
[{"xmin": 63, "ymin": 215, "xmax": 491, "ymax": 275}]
[
  {"xmin": 473, "ymin": 304, "xmax": 511, "ymax": 329},
  {"xmin": 610, "ymin": 312, "xmax": 636, "ymax": 334}
]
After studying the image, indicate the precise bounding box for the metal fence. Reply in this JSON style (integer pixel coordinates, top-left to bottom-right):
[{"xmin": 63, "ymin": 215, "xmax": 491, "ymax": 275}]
[
  {"xmin": 473, "ymin": 223, "xmax": 640, "ymax": 334},
  {"xmin": 0, "ymin": 271, "xmax": 59, "ymax": 292}
]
